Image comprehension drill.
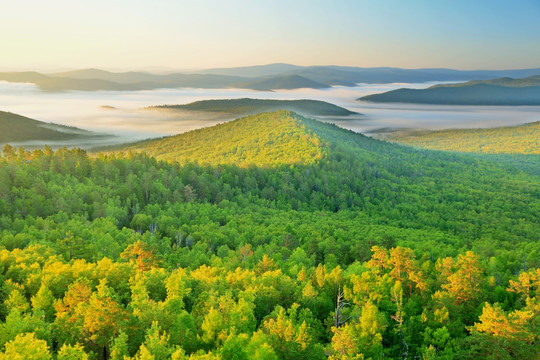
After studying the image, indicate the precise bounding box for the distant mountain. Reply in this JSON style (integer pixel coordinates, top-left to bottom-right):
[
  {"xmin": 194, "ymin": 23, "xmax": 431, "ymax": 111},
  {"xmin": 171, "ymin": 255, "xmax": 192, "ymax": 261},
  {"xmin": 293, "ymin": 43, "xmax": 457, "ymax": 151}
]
[
  {"xmin": 3, "ymin": 65, "xmax": 540, "ymax": 92},
  {"xmin": 198, "ymin": 63, "xmax": 540, "ymax": 84},
  {"xmin": 235, "ymin": 75, "xmax": 328, "ymax": 90},
  {"xmin": 149, "ymin": 98, "xmax": 356, "ymax": 117},
  {"xmin": 431, "ymin": 75, "xmax": 540, "ymax": 88},
  {"xmin": 288, "ymin": 66, "xmax": 540, "ymax": 86},
  {"xmin": 359, "ymin": 76, "xmax": 540, "ymax": 105},
  {"xmin": 0, "ymin": 111, "xmax": 98, "ymax": 143},
  {"xmin": 196, "ymin": 63, "xmax": 303, "ymax": 77}
]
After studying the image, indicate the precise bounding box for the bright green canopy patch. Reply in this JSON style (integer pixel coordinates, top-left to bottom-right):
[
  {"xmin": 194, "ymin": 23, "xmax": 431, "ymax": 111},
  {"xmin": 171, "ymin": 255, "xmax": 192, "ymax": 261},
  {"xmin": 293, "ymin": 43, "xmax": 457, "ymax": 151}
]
[{"xmin": 118, "ymin": 111, "xmax": 325, "ymax": 167}]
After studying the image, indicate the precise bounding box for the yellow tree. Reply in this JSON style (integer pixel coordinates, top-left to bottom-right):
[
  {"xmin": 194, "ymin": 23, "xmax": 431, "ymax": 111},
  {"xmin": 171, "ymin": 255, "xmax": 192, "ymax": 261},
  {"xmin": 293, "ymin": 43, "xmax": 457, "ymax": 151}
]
[
  {"xmin": 263, "ymin": 306, "xmax": 311, "ymax": 360},
  {"xmin": 79, "ymin": 280, "xmax": 129, "ymax": 356},
  {"xmin": 366, "ymin": 246, "xmax": 389, "ymax": 274},
  {"xmin": 0, "ymin": 333, "xmax": 51, "ymax": 360},
  {"xmin": 388, "ymin": 246, "xmax": 427, "ymax": 296},
  {"xmin": 120, "ymin": 241, "xmax": 160, "ymax": 271},
  {"xmin": 471, "ymin": 302, "xmax": 536, "ymax": 343},
  {"xmin": 439, "ymin": 251, "xmax": 484, "ymax": 304},
  {"xmin": 328, "ymin": 323, "xmax": 364, "ymax": 360},
  {"xmin": 55, "ymin": 279, "xmax": 129, "ymax": 358},
  {"xmin": 507, "ymin": 268, "xmax": 539, "ymax": 301}
]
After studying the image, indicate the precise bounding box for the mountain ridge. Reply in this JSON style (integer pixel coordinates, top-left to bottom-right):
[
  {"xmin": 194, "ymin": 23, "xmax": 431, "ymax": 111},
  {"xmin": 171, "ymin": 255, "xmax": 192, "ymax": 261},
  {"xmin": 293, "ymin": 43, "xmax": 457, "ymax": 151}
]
[
  {"xmin": 3, "ymin": 64, "xmax": 540, "ymax": 91},
  {"xmin": 359, "ymin": 75, "xmax": 540, "ymax": 105}
]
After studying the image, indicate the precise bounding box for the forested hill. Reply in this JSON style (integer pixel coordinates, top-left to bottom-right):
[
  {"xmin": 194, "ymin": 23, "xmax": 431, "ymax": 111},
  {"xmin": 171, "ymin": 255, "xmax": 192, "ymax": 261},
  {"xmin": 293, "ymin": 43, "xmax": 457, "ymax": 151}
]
[
  {"xmin": 380, "ymin": 121, "xmax": 540, "ymax": 154},
  {"xmin": 113, "ymin": 111, "xmax": 324, "ymax": 166},
  {"xmin": 0, "ymin": 110, "xmax": 96, "ymax": 143},
  {"xmin": 0, "ymin": 111, "xmax": 539, "ymax": 358},
  {"xmin": 148, "ymin": 98, "xmax": 356, "ymax": 117},
  {"xmin": 359, "ymin": 75, "xmax": 540, "ymax": 105}
]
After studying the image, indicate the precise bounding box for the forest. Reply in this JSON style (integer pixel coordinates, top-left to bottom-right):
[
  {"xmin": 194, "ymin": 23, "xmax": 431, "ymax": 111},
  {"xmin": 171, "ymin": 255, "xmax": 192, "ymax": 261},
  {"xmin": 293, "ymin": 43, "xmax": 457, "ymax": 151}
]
[
  {"xmin": 0, "ymin": 111, "xmax": 538, "ymax": 359},
  {"xmin": 381, "ymin": 121, "xmax": 540, "ymax": 155}
]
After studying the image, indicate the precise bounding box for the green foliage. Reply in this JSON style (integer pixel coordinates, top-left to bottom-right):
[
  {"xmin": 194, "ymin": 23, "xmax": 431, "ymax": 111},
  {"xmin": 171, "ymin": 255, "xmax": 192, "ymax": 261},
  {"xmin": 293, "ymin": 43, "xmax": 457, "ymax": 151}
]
[
  {"xmin": 58, "ymin": 343, "xmax": 89, "ymax": 360},
  {"xmin": 117, "ymin": 111, "xmax": 325, "ymax": 166},
  {"xmin": 383, "ymin": 121, "xmax": 540, "ymax": 154},
  {"xmin": 0, "ymin": 111, "xmax": 538, "ymax": 359},
  {"xmin": 0, "ymin": 333, "xmax": 51, "ymax": 360}
]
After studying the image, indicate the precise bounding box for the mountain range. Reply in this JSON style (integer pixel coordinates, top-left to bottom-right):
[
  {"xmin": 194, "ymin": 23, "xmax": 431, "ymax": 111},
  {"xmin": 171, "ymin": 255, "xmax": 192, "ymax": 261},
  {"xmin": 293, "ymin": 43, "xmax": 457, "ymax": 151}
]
[{"xmin": 2, "ymin": 64, "xmax": 540, "ymax": 91}]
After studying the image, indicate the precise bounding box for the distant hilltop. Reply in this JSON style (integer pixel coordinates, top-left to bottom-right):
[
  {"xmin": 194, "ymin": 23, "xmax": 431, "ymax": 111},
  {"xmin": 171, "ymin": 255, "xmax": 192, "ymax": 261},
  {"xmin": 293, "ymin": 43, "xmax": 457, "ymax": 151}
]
[
  {"xmin": 147, "ymin": 98, "xmax": 357, "ymax": 117},
  {"xmin": 2, "ymin": 63, "xmax": 540, "ymax": 91},
  {"xmin": 359, "ymin": 75, "xmax": 540, "ymax": 105}
]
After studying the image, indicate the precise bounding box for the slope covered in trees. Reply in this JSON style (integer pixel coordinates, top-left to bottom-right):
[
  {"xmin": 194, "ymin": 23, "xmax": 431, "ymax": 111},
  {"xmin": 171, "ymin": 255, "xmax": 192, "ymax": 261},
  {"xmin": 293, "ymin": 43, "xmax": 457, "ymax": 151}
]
[
  {"xmin": 360, "ymin": 75, "xmax": 540, "ymax": 105},
  {"xmin": 149, "ymin": 99, "xmax": 356, "ymax": 117},
  {"xmin": 0, "ymin": 111, "xmax": 538, "ymax": 359},
  {"xmin": 381, "ymin": 121, "xmax": 540, "ymax": 154},
  {"xmin": 112, "ymin": 111, "xmax": 325, "ymax": 166},
  {"xmin": 0, "ymin": 111, "xmax": 98, "ymax": 143}
]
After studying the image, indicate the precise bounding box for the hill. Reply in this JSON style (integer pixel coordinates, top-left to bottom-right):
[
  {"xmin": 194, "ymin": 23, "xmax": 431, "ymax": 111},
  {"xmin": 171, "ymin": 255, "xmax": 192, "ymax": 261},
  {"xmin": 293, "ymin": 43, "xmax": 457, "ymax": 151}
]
[
  {"xmin": 359, "ymin": 75, "xmax": 540, "ymax": 105},
  {"xmin": 149, "ymin": 98, "xmax": 356, "ymax": 117},
  {"xmin": 380, "ymin": 121, "xmax": 540, "ymax": 154},
  {"xmin": 0, "ymin": 110, "xmax": 97, "ymax": 143},
  {"xmin": 111, "ymin": 111, "xmax": 324, "ymax": 166}
]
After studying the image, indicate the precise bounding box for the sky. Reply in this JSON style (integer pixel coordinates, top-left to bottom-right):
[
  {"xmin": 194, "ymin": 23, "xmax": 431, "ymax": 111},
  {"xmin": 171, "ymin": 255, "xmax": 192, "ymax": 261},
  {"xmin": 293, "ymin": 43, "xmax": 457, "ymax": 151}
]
[{"xmin": 1, "ymin": 0, "xmax": 540, "ymax": 71}]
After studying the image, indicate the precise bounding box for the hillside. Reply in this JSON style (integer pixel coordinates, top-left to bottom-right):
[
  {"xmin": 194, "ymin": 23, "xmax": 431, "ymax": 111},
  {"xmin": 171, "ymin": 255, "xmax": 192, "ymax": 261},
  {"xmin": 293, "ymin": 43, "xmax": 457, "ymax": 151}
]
[
  {"xmin": 149, "ymin": 98, "xmax": 356, "ymax": 117},
  {"xmin": 1, "ymin": 111, "xmax": 539, "ymax": 359},
  {"xmin": 113, "ymin": 111, "xmax": 325, "ymax": 166},
  {"xmin": 359, "ymin": 75, "xmax": 540, "ymax": 105},
  {"xmin": 380, "ymin": 121, "xmax": 540, "ymax": 154},
  {"xmin": 0, "ymin": 110, "xmax": 97, "ymax": 143}
]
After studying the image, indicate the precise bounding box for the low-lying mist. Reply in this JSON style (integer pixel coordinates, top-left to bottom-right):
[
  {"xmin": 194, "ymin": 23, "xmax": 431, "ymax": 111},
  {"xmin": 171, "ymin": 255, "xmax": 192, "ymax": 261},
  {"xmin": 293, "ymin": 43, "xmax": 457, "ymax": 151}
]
[{"xmin": 1, "ymin": 81, "xmax": 539, "ymax": 149}]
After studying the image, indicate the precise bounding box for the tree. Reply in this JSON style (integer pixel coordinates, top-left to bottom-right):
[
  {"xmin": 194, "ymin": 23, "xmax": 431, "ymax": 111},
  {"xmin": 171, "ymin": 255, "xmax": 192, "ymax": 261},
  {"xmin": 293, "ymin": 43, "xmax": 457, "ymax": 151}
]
[
  {"xmin": 109, "ymin": 331, "xmax": 130, "ymax": 360},
  {"xmin": 0, "ymin": 333, "xmax": 51, "ymax": 360},
  {"xmin": 392, "ymin": 282, "xmax": 408, "ymax": 360},
  {"xmin": 328, "ymin": 323, "xmax": 364, "ymax": 360},
  {"xmin": 470, "ymin": 302, "xmax": 536, "ymax": 343},
  {"xmin": 357, "ymin": 300, "xmax": 387, "ymax": 358},
  {"xmin": 121, "ymin": 241, "xmax": 161, "ymax": 271},
  {"xmin": 55, "ymin": 280, "xmax": 129, "ymax": 358},
  {"xmin": 262, "ymin": 305, "xmax": 323, "ymax": 360},
  {"xmin": 438, "ymin": 251, "xmax": 484, "ymax": 304},
  {"xmin": 57, "ymin": 343, "xmax": 89, "ymax": 360},
  {"xmin": 135, "ymin": 322, "xmax": 174, "ymax": 360},
  {"xmin": 31, "ymin": 284, "xmax": 55, "ymax": 322}
]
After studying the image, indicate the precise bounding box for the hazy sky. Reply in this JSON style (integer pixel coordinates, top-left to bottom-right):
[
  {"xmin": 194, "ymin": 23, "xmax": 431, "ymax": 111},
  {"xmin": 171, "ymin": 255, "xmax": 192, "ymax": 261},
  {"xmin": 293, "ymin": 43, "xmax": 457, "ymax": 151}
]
[{"xmin": 2, "ymin": 0, "xmax": 539, "ymax": 71}]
